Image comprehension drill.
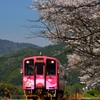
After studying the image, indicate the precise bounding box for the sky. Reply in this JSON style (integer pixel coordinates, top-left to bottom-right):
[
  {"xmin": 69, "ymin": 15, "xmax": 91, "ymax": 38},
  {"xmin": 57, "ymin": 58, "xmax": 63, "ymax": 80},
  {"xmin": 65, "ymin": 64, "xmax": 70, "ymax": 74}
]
[{"xmin": 0, "ymin": 0, "xmax": 51, "ymax": 47}]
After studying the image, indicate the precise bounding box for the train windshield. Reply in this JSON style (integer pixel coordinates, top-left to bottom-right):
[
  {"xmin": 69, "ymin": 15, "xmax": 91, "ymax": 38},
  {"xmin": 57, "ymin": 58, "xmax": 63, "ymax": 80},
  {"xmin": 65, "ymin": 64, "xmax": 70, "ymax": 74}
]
[
  {"xmin": 35, "ymin": 63, "xmax": 44, "ymax": 75},
  {"xmin": 24, "ymin": 59, "xmax": 34, "ymax": 75},
  {"xmin": 46, "ymin": 59, "xmax": 56, "ymax": 75}
]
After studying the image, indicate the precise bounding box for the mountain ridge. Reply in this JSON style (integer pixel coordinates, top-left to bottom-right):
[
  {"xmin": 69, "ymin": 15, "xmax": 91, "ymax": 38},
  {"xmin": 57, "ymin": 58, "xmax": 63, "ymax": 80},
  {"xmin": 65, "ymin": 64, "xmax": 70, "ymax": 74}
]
[{"xmin": 0, "ymin": 39, "xmax": 41, "ymax": 56}]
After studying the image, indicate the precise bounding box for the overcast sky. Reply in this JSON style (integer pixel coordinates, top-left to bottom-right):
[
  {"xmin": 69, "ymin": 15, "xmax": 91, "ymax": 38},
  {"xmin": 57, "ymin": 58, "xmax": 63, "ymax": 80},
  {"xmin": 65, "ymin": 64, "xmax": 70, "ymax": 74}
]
[{"xmin": 0, "ymin": 0, "xmax": 52, "ymax": 47}]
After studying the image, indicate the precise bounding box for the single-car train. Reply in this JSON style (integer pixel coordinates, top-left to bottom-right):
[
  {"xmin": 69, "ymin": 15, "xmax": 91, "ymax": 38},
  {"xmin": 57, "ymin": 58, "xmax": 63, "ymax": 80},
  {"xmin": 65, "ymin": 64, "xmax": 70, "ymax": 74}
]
[{"xmin": 21, "ymin": 55, "xmax": 66, "ymax": 100}]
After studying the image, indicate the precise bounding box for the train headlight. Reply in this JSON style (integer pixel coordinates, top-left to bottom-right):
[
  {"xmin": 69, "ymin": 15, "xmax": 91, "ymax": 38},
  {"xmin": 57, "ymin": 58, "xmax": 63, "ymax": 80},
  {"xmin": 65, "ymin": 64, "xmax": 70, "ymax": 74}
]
[
  {"xmin": 51, "ymin": 60, "xmax": 54, "ymax": 64},
  {"xmin": 26, "ymin": 60, "xmax": 29, "ymax": 64}
]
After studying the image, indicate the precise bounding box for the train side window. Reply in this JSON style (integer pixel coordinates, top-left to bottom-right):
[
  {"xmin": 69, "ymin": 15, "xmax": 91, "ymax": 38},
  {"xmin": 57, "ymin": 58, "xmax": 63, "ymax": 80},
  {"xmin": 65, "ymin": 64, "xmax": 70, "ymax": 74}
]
[
  {"xmin": 24, "ymin": 59, "xmax": 34, "ymax": 75},
  {"xmin": 46, "ymin": 59, "xmax": 56, "ymax": 75}
]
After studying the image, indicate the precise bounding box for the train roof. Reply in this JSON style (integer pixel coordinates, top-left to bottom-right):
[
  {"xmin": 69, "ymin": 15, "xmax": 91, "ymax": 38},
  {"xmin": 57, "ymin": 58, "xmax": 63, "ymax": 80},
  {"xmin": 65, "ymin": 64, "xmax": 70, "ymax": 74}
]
[{"xmin": 23, "ymin": 55, "xmax": 58, "ymax": 61}]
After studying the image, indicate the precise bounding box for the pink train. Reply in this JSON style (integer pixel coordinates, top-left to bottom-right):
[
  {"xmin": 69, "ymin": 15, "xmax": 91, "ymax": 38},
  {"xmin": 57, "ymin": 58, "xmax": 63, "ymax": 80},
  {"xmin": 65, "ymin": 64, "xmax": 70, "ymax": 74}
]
[{"xmin": 21, "ymin": 55, "xmax": 66, "ymax": 100}]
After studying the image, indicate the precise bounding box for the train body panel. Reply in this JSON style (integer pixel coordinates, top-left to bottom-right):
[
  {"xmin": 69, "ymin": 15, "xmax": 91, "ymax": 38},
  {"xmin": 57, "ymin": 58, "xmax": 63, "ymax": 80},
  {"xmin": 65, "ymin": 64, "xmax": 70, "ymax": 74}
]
[
  {"xmin": 21, "ymin": 55, "xmax": 66, "ymax": 99},
  {"xmin": 58, "ymin": 63, "xmax": 66, "ymax": 91},
  {"xmin": 46, "ymin": 76, "xmax": 57, "ymax": 89},
  {"xmin": 23, "ymin": 76, "xmax": 34, "ymax": 90}
]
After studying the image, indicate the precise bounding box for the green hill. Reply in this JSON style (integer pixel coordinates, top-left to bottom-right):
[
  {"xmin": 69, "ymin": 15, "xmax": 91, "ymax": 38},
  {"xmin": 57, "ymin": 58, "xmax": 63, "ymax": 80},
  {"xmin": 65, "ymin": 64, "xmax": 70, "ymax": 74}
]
[
  {"xmin": 0, "ymin": 43, "xmax": 68, "ymax": 86},
  {"xmin": 0, "ymin": 42, "xmax": 79, "ymax": 87},
  {"xmin": 0, "ymin": 40, "xmax": 81, "ymax": 97},
  {"xmin": 0, "ymin": 39, "xmax": 40, "ymax": 56}
]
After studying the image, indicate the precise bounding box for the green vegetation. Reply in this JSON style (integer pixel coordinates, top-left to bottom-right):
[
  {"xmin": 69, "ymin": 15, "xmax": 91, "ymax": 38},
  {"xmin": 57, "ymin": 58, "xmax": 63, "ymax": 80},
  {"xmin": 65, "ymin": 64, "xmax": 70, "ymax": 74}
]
[
  {"xmin": 86, "ymin": 90, "xmax": 100, "ymax": 97},
  {"xmin": 67, "ymin": 70, "xmax": 80, "ymax": 85},
  {"xmin": 0, "ymin": 41, "xmax": 81, "ymax": 96},
  {"xmin": 0, "ymin": 82, "xmax": 23, "ymax": 96},
  {"xmin": 0, "ymin": 41, "xmax": 100, "ymax": 99},
  {"xmin": 0, "ymin": 43, "xmax": 71, "ymax": 85},
  {"xmin": 65, "ymin": 83, "xmax": 83, "ymax": 96}
]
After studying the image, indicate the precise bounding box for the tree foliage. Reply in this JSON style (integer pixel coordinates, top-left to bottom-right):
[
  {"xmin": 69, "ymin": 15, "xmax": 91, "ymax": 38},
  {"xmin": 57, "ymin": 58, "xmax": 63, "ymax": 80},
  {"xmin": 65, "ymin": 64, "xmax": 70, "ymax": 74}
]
[
  {"xmin": 30, "ymin": 0, "xmax": 100, "ymax": 89},
  {"xmin": 87, "ymin": 90, "xmax": 100, "ymax": 97},
  {"xmin": 0, "ymin": 82, "xmax": 23, "ymax": 97}
]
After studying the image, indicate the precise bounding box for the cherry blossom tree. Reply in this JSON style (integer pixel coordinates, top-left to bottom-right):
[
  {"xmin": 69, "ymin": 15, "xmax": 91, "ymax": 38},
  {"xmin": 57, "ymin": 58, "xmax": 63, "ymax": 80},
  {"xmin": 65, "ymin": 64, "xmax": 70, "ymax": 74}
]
[
  {"xmin": 30, "ymin": 0, "xmax": 100, "ymax": 89},
  {"xmin": 67, "ymin": 54, "xmax": 100, "ymax": 90}
]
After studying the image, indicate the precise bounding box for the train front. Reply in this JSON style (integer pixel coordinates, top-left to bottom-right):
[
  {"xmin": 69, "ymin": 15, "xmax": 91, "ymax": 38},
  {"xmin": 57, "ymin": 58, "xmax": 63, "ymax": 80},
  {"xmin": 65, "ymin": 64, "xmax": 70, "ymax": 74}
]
[{"xmin": 22, "ymin": 56, "xmax": 59, "ymax": 99}]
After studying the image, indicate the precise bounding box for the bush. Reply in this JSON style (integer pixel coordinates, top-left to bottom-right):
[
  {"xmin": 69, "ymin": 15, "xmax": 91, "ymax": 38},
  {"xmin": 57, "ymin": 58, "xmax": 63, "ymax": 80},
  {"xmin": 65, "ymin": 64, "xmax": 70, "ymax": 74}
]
[
  {"xmin": 87, "ymin": 90, "xmax": 100, "ymax": 97},
  {"xmin": 84, "ymin": 93, "xmax": 94, "ymax": 98}
]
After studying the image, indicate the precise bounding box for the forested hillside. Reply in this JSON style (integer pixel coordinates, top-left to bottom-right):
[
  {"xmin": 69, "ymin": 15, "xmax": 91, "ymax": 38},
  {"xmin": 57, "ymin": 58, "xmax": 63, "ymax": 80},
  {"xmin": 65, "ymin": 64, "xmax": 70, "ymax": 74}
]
[
  {"xmin": 0, "ymin": 42, "xmax": 80, "ymax": 97},
  {"xmin": 0, "ymin": 39, "xmax": 40, "ymax": 56},
  {"xmin": 0, "ymin": 42, "xmax": 79, "ymax": 87},
  {"xmin": 0, "ymin": 43, "xmax": 64, "ymax": 85}
]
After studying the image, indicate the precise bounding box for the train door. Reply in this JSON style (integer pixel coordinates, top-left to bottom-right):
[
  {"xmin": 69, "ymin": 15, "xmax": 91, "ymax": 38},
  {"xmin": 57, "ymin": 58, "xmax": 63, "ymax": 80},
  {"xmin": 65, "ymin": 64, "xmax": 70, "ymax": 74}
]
[{"xmin": 35, "ymin": 62, "xmax": 45, "ymax": 88}]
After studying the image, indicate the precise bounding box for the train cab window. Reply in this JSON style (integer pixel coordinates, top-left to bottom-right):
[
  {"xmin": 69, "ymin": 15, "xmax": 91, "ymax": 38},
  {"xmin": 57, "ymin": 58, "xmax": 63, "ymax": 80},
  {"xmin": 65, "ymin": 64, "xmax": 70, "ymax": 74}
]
[
  {"xmin": 35, "ymin": 63, "xmax": 44, "ymax": 75},
  {"xmin": 46, "ymin": 59, "xmax": 56, "ymax": 75},
  {"xmin": 24, "ymin": 59, "xmax": 34, "ymax": 75}
]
